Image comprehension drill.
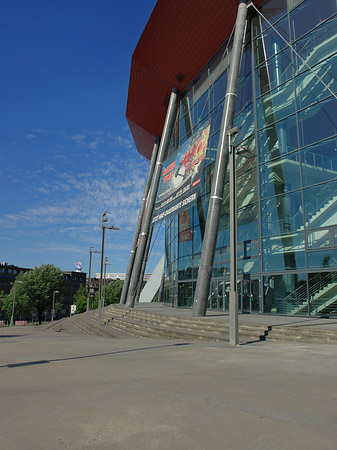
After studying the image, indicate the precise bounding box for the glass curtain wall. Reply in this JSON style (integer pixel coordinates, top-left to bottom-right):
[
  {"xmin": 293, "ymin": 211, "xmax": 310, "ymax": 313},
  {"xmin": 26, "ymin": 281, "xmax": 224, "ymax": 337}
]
[{"xmin": 163, "ymin": 0, "xmax": 337, "ymax": 316}]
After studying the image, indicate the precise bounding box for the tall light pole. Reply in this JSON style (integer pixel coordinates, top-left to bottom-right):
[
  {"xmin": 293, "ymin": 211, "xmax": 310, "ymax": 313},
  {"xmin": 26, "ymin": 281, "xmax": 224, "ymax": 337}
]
[
  {"xmin": 228, "ymin": 127, "xmax": 251, "ymax": 346},
  {"xmin": 87, "ymin": 246, "xmax": 100, "ymax": 312},
  {"xmin": 102, "ymin": 257, "xmax": 113, "ymax": 308},
  {"xmin": 98, "ymin": 212, "xmax": 119, "ymax": 324},
  {"xmin": 10, "ymin": 280, "xmax": 23, "ymax": 326},
  {"xmin": 51, "ymin": 290, "xmax": 60, "ymax": 322}
]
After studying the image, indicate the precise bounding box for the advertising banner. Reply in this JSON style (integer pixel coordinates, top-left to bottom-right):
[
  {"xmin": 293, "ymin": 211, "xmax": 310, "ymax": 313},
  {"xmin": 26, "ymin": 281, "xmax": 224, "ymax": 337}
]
[{"xmin": 152, "ymin": 121, "xmax": 211, "ymax": 224}]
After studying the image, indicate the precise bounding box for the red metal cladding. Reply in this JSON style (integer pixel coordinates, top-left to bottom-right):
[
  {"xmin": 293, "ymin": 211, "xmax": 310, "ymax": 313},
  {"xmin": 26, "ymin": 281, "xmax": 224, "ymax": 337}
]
[{"xmin": 126, "ymin": 0, "xmax": 266, "ymax": 159}]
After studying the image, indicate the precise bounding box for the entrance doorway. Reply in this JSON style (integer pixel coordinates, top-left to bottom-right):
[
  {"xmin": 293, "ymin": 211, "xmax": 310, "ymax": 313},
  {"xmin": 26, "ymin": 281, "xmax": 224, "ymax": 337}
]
[{"xmin": 208, "ymin": 277, "xmax": 260, "ymax": 313}]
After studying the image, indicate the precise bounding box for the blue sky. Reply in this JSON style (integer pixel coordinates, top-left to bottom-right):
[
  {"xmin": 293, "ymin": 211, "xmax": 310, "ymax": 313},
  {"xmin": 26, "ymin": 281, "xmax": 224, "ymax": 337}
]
[{"xmin": 0, "ymin": 0, "xmax": 164, "ymax": 275}]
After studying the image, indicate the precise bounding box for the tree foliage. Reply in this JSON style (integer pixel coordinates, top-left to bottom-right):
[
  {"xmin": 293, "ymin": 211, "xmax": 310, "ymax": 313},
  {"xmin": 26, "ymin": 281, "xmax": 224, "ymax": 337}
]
[
  {"xmin": 74, "ymin": 285, "xmax": 88, "ymax": 313},
  {"xmin": 4, "ymin": 265, "xmax": 66, "ymax": 323},
  {"xmin": 104, "ymin": 280, "xmax": 124, "ymax": 305}
]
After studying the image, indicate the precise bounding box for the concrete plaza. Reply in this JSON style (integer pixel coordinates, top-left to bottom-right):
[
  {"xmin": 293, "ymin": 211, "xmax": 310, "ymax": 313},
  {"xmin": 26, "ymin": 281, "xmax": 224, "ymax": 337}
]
[{"xmin": 1, "ymin": 325, "xmax": 337, "ymax": 450}]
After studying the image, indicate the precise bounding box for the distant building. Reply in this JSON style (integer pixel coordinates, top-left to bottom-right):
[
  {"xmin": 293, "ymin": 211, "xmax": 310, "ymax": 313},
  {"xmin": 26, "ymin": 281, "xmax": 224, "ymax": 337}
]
[
  {"xmin": 63, "ymin": 271, "xmax": 87, "ymax": 313},
  {"xmin": 0, "ymin": 262, "xmax": 31, "ymax": 294}
]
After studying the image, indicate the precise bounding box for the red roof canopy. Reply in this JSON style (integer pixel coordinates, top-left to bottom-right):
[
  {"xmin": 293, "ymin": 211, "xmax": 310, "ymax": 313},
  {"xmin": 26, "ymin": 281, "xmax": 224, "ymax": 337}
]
[{"xmin": 126, "ymin": 0, "xmax": 265, "ymax": 159}]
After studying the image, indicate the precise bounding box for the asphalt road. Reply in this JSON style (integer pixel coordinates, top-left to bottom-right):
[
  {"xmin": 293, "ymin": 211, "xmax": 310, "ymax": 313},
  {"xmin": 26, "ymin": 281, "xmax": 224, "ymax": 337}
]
[{"xmin": 1, "ymin": 325, "xmax": 337, "ymax": 450}]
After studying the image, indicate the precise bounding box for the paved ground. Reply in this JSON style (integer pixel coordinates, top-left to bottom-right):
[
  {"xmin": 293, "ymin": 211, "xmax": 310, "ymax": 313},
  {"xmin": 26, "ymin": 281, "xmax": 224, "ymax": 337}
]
[{"xmin": 1, "ymin": 325, "xmax": 337, "ymax": 450}]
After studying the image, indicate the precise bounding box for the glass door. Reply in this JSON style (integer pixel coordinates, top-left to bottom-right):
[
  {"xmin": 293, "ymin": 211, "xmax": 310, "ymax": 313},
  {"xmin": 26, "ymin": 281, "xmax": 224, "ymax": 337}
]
[{"xmin": 251, "ymin": 278, "xmax": 260, "ymax": 312}]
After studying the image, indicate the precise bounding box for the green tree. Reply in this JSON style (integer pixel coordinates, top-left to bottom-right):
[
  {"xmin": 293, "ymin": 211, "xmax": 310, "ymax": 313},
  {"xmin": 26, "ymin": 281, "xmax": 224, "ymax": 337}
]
[
  {"xmin": 104, "ymin": 280, "xmax": 124, "ymax": 305},
  {"xmin": 74, "ymin": 285, "xmax": 88, "ymax": 313},
  {"xmin": 9, "ymin": 265, "xmax": 66, "ymax": 323},
  {"xmin": 3, "ymin": 279, "xmax": 32, "ymax": 322}
]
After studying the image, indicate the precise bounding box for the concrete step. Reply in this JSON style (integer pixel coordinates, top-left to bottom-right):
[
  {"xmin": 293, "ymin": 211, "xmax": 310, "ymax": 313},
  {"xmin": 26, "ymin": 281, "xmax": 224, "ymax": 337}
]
[
  {"xmin": 72, "ymin": 317, "xmax": 119, "ymax": 338},
  {"xmin": 105, "ymin": 314, "xmax": 268, "ymax": 343},
  {"xmin": 266, "ymin": 325, "xmax": 337, "ymax": 343}
]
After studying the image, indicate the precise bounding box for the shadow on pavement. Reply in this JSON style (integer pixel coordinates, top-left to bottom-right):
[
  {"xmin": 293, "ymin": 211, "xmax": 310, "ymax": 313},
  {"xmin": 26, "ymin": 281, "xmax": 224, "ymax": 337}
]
[{"xmin": 2, "ymin": 342, "xmax": 191, "ymax": 369}]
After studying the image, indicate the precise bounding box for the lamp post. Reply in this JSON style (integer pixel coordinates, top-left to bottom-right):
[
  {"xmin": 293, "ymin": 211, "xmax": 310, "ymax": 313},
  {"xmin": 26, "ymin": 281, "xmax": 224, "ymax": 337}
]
[
  {"xmin": 103, "ymin": 257, "xmax": 113, "ymax": 308},
  {"xmin": 10, "ymin": 280, "xmax": 23, "ymax": 326},
  {"xmin": 228, "ymin": 127, "xmax": 251, "ymax": 346},
  {"xmin": 51, "ymin": 290, "xmax": 60, "ymax": 322},
  {"xmin": 98, "ymin": 212, "xmax": 119, "ymax": 324},
  {"xmin": 87, "ymin": 246, "xmax": 101, "ymax": 312}
]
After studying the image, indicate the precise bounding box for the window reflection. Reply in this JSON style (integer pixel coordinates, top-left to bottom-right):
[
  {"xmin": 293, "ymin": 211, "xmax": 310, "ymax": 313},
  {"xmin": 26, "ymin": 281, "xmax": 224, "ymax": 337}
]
[
  {"xmin": 296, "ymin": 53, "xmax": 337, "ymax": 110},
  {"xmin": 301, "ymin": 138, "xmax": 337, "ymax": 187},
  {"xmin": 290, "ymin": 0, "xmax": 337, "ymax": 41},
  {"xmin": 261, "ymin": 191, "xmax": 304, "ymax": 236},
  {"xmin": 263, "ymin": 273, "xmax": 308, "ymax": 314},
  {"xmin": 298, "ymin": 95, "xmax": 337, "ymax": 148},
  {"xmin": 307, "ymin": 229, "xmax": 331, "ymax": 248},
  {"xmin": 262, "ymin": 232, "xmax": 305, "ymax": 271},
  {"xmin": 308, "ymin": 271, "xmax": 337, "ymax": 316},
  {"xmin": 260, "ymin": 152, "xmax": 301, "ymax": 198},
  {"xmin": 256, "ymin": 80, "xmax": 296, "ymax": 129},
  {"xmin": 258, "ymin": 114, "xmax": 299, "ymax": 163},
  {"xmin": 303, "ymin": 181, "xmax": 337, "ymax": 228}
]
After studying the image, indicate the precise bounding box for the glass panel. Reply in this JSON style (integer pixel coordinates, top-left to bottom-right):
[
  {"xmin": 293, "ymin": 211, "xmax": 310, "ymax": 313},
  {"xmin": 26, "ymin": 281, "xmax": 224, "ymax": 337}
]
[
  {"xmin": 233, "ymin": 104, "xmax": 254, "ymax": 143},
  {"xmin": 255, "ymin": 47, "xmax": 293, "ymax": 97},
  {"xmin": 216, "ymin": 215, "xmax": 230, "ymax": 249},
  {"xmin": 261, "ymin": 191, "xmax": 304, "ymax": 236},
  {"xmin": 178, "ymin": 282, "xmax": 193, "ymax": 308},
  {"xmin": 253, "ymin": 16, "xmax": 290, "ymax": 62},
  {"xmin": 192, "ymin": 91, "xmax": 209, "ymax": 128},
  {"xmin": 301, "ymin": 138, "xmax": 337, "ymax": 187},
  {"xmin": 236, "ymin": 73, "xmax": 252, "ymax": 113},
  {"xmin": 308, "ymin": 271, "xmax": 337, "ymax": 316},
  {"xmin": 296, "ymin": 53, "xmax": 337, "ymax": 110},
  {"xmin": 193, "ymin": 225, "xmax": 203, "ymax": 255},
  {"xmin": 212, "ymin": 262, "xmax": 229, "ymax": 277},
  {"xmin": 334, "ymin": 227, "xmax": 337, "ymax": 245},
  {"xmin": 257, "ymin": 79, "xmax": 295, "ymax": 129},
  {"xmin": 307, "ymin": 249, "xmax": 337, "ymax": 269},
  {"xmin": 294, "ymin": 15, "xmax": 337, "ymax": 73},
  {"xmin": 178, "ymin": 256, "xmax": 192, "ymax": 280},
  {"xmin": 237, "ymin": 204, "xmax": 259, "ymax": 241},
  {"xmin": 251, "ymin": 279, "xmax": 260, "ymax": 312},
  {"xmin": 262, "ymin": 232, "xmax": 306, "ymax": 271},
  {"xmin": 260, "ymin": 0, "xmax": 288, "ymax": 27},
  {"xmin": 258, "ymin": 114, "xmax": 299, "ymax": 163},
  {"xmin": 307, "ymin": 229, "xmax": 331, "ymax": 248},
  {"xmin": 212, "ymin": 71, "xmax": 227, "ymax": 108},
  {"xmin": 290, "ymin": 0, "xmax": 337, "ymax": 41},
  {"xmin": 263, "ymin": 273, "xmax": 308, "ymax": 315},
  {"xmin": 298, "ymin": 95, "xmax": 337, "ymax": 148},
  {"xmin": 260, "ymin": 152, "xmax": 301, "ymax": 198},
  {"xmin": 238, "ymin": 257, "xmax": 260, "ymax": 274},
  {"xmin": 237, "ymin": 239, "xmax": 259, "ymax": 259},
  {"xmin": 237, "ymin": 169, "xmax": 257, "ymax": 208},
  {"xmin": 303, "ymin": 181, "xmax": 337, "ymax": 228},
  {"xmin": 209, "ymin": 104, "xmax": 223, "ymax": 139}
]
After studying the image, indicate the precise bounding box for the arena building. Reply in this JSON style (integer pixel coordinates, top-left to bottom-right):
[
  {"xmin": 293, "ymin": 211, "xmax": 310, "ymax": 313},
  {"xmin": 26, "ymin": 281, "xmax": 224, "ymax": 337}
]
[{"xmin": 123, "ymin": 0, "xmax": 337, "ymax": 317}]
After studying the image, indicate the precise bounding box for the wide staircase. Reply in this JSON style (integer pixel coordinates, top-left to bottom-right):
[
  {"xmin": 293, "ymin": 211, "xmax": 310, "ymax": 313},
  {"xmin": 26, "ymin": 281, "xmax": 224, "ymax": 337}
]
[{"xmin": 52, "ymin": 304, "xmax": 337, "ymax": 344}]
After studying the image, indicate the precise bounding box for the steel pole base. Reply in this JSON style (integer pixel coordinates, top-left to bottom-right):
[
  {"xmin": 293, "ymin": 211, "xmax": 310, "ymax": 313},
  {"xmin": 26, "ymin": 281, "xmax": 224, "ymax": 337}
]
[{"xmin": 229, "ymin": 291, "xmax": 239, "ymax": 346}]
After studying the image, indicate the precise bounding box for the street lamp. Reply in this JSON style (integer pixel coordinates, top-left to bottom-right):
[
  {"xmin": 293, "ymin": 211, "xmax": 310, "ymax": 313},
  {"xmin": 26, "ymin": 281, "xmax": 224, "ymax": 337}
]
[
  {"xmin": 103, "ymin": 257, "xmax": 113, "ymax": 308},
  {"xmin": 228, "ymin": 127, "xmax": 251, "ymax": 346},
  {"xmin": 87, "ymin": 246, "xmax": 101, "ymax": 312},
  {"xmin": 51, "ymin": 290, "xmax": 60, "ymax": 322},
  {"xmin": 98, "ymin": 212, "xmax": 119, "ymax": 324},
  {"xmin": 10, "ymin": 280, "xmax": 23, "ymax": 326}
]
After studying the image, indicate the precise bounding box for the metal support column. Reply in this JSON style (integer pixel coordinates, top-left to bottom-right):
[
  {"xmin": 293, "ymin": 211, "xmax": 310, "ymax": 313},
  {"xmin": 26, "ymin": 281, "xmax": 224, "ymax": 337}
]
[
  {"xmin": 228, "ymin": 128, "xmax": 239, "ymax": 345},
  {"xmin": 125, "ymin": 87, "xmax": 179, "ymax": 308},
  {"xmin": 135, "ymin": 227, "xmax": 153, "ymax": 303},
  {"xmin": 192, "ymin": 0, "xmax": 248, "ymax": 317},
  {"xmin": 120, "ymin": 137, "xmax": 160, "ymax": 304}
]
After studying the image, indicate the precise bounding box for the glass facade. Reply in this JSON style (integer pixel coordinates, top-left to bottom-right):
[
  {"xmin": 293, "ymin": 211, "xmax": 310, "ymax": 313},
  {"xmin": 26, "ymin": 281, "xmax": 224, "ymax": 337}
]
[{"xmin": 163, "ymin": 0, "xmax": 337, "ymax": 316}]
